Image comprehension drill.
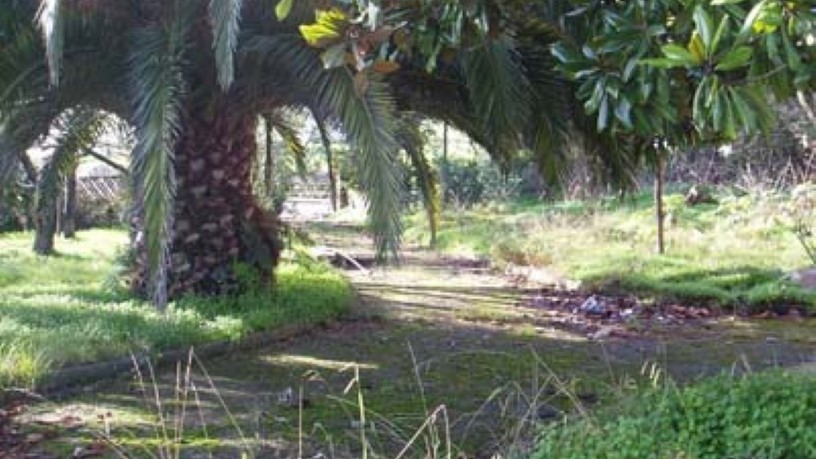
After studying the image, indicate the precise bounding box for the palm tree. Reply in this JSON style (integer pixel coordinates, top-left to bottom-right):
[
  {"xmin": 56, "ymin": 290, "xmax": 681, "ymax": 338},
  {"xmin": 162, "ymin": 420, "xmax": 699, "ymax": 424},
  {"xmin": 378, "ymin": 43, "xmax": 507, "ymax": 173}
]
[{"xmin": 1, "ymin": 0, "xmax": 572, "ymax": 308}]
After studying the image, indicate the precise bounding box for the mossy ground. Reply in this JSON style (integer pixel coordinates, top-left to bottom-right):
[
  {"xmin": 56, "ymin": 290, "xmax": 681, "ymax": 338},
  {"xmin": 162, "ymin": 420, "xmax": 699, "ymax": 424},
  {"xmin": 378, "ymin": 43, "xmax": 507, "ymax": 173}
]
[{"xmin": 18, "ymin": 221, "xmax": 816, "ymax": 458}]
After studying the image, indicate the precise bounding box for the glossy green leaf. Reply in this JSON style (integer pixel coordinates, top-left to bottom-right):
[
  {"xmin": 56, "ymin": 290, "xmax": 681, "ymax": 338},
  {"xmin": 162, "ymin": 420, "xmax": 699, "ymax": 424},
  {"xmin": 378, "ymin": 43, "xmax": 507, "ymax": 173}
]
[
  {"xmin": 693, "ymin": 6, "xmax": 715, "ymax": 51},
  {"xmin": 622, "ymin": 58, "xmax": 638, "ymax": 82},
  {"xmin": 781, "ymin": 28, "xmax": 802, "ymax": 71},
  {"xmin": 640, "ymin": 58, "xmax": 685, "ymax": 69},
  {"xmin": 275, "ymin": 0, "xmax": 294, "ymax": 21},
  {"xmin": 723, "ymin": 92, "xmax": 737, "ymax": 139},
  {"xmin": 715, "ymin": 46, "xmax": 753, "ymax": 71},
  {"xmin": 597, "ymin": 95, "xmax": 609, "ymax": 131},
  {"xmin": 730, "ymin": 88, "xmax": 756, "ymax": 128},
  {"xmin": 688, "ymin": 33, "xmax": 706, "ymax": 62},
  {"xmin": 711, "ymin": 16, "xmax": 730, "ymax": 55},
  {"xmin": 614, "ymin": 96, "xmax": 633, "ymax": 129},
  {"xmin": 661, "ymin": 43, "xmax": 702, "ymax": 65},
  {"xmin": 739, "ymin": 0, "xmax": 767, "ymax": 38},
  {"xmin": 712, "ymin": 91, "xmax": 725, "ymax": 131}
]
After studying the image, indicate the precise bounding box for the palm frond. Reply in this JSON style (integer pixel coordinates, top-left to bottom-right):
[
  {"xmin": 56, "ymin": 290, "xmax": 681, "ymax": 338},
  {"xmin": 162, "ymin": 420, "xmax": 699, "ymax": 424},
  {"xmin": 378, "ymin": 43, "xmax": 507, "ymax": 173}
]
[
  {"xmin": 268, "ymin": 110, "xmax": 308, "ymax": 178},
  {"xmin": 0, "ymin": 103, "xmax": 57, "ymax": 192},
  {"xmin": 129, "ymin": 19, "xmax": 189, "ymax": 309},
  {"xmin": 312, "ymin": 110, "xmax": 338, "ymax": 210},
  {"xmin": 248, "ymin": 35, "xmax": 404, "ymax": 259},
  {"xmin": 325, "ymin": 69, "xmax": 403, "ymax": 259},
  {"xmin": 0, "ymin": 6, "xmax": 46, "ymax": 111},
  {"xmin": 397, "ymin": 118, "xmax": 439, "ymax": 247},
  {"xmin": 209, "ymin": 0, "xmax": 243, "ymax": 90},
  {"xmin": 36, "ymin": 0, "xmax": 64, "ymax": 86},
  {"xmin": 521, "ymin": 40, "xmax": 570, "ymax": 190},
  {"xmin": 461, "ymin": 38, "xmax": 531, "ymax": 168}
]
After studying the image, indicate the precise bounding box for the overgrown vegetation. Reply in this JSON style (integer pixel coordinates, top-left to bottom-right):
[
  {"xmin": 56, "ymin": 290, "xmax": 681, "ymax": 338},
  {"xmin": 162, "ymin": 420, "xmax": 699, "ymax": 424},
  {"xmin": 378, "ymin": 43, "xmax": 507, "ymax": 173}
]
[
  {"xmin": 535, "ymin": 370, "xmax": 816, "ymax": 459},
  {"xmin": 406, "ymin": 187, "xmax": 816, "ymax": 312},
  {"xmin": 0, "ymin": 229, "xmax": 353, "ymax": 389}
]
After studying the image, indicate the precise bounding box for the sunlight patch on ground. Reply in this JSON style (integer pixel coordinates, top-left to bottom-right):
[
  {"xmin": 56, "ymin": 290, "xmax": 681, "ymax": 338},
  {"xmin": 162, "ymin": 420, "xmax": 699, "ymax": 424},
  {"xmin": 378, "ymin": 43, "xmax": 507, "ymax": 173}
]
[{"xmin": 262, "ymin": 354, "xmax": 379, "ymax": 371}]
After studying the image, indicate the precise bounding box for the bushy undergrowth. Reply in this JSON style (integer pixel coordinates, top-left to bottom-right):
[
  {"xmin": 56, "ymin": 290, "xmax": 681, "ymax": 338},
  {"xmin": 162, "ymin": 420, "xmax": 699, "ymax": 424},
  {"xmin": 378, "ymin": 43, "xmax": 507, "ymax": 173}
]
[
  {"xmin": 534, "ymin": 371, "xmax": 816, "ymax": 459},
  {"xmin": 0, "ymin": 230, "xmax": 353, "ymax": 389},
  {"xmin": 406, "ymin": 188, "xmax": 816, "ymax": 311}
]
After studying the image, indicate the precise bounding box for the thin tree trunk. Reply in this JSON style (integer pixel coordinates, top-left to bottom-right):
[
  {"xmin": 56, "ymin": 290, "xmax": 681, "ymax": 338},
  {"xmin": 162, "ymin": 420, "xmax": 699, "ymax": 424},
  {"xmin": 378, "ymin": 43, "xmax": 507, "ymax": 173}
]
[
  {"xmin": 62, "ymin": 169, "xmax": 77, "ymax": 238},
  {"xmin": 132, "ymin": 104, "xmax": 282, "ymax": 299},
  {"xmin": 55, "ymin": 192, "xmax": 63, "ymax": 236},
  {"xmin": 33, "ymin": 200, "xmax": 57, "ymax": 255},
  {"xmin": 316, "ymin": 117, "xmax": 338, "ymax": 212},
  {"xmin": 441, "ymin": 122, "xmax": 449, "ymax": 203},
  {"xmin": 654, "ymin": 153, "xmax": 666, "ymax": 255}
]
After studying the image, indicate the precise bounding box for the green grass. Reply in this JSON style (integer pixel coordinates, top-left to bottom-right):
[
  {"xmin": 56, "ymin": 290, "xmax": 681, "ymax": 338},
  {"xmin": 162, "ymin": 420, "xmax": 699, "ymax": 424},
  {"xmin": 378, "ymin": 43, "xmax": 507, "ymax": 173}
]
[
  {"xmin": 406, "ymin": 190, "xmax": 816, "ymax": 311},
  {"xmin": 0, "ymin": 229, "xmax": 353, "ymax": 389}
]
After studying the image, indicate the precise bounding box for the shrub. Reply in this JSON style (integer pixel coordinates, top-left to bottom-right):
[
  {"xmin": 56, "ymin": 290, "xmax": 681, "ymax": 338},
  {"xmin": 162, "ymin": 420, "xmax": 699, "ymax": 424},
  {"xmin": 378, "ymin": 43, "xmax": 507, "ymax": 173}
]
[
  {"xmin": 533, "ymin": 371, "xmax": 816, "ymax": 459},
  {"xmin": 439, "ymin": 158, "xmax": 525, "ymax": 207}
]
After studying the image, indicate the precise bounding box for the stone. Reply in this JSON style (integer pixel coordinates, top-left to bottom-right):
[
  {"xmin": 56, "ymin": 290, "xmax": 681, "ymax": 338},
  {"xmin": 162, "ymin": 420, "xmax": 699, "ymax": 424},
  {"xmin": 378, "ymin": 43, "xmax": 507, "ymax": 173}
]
[{"xmin": 579, "ymin": 295, "xmax": 606, "ymax": 316}]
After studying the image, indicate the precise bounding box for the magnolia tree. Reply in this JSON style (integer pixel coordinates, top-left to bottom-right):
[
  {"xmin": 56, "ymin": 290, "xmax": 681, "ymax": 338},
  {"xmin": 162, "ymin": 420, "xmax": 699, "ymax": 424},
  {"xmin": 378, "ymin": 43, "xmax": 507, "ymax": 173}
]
[{"xmin": 549, "ymin": 0, "xmax": 815, "ymax": 252}]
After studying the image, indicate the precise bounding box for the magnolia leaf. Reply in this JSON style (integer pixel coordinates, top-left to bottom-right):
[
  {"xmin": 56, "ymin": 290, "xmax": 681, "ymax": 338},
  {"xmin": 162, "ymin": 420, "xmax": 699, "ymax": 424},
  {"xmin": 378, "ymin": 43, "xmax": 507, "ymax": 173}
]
[
  {"xmin": 688, "ymin": 33, "xmax": 706, "ymax": 62},
  {"xmin": 640, "ymin": 58, "xmax": 685, "ymax": 69},
  {"xmin": 781, "ymin": 28, "xmax": 802, "ymax": 71},
  {"xmin": 371, "ymin": 60, "xmax": 400, "ymax": 74},
  {"xmin": 622, "ymin": 58, "xmax": 638, "ymax": 82},
  {"xmin": 715, "ymin": 46, "xmax": 752, "ymax": 71},
  {"xmin": 711, "ymin": 16, "xmax": 730, "ymax": 55},
  {"xmin": 661, "ymin": 43, "xmax": 702, "ymax": 65},
  {"xmin": 597, "ymin": 95, "xmax": 609, "ymax": 131},
  {"xmin": 739, "ymin": 0, "xmax": 768, "ymax": 38},
  {"xmin": 551, "ymin": 42, "xmax": 579, "ymax": 63},
  {"xmin": 614, "ymin": 96, "xmax": 633, "ymax": 129},
  {"xmin": 275, "ymin": 0, "xmax": 294, "ymax": 21},
  {"xmin": 299, "ymin": 9, "xmax": 349, "ymax": 48},
  {"xmin": 693, "ymin": 6, "xmax": 714, "ymax": 52}
]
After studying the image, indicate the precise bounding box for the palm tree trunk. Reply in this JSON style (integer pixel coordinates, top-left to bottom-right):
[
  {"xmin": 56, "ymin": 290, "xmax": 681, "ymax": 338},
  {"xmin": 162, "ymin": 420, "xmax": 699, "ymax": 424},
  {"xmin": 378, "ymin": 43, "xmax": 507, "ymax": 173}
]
[
  {"xmin": 133, "ymin": 106, "xmax": 282, "ymax": 298},
  {"xmin": 62, "ymin": 169, "xmax": 77, "ymax": 238}
]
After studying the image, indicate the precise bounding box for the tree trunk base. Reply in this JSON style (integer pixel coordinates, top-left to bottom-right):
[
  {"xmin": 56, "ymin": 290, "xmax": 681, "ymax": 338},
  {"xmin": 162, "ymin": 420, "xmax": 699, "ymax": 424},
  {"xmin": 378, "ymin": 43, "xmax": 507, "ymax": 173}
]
[{"xmin": 131, "ymin": 107, "xmax": 282, "ymax": 299}]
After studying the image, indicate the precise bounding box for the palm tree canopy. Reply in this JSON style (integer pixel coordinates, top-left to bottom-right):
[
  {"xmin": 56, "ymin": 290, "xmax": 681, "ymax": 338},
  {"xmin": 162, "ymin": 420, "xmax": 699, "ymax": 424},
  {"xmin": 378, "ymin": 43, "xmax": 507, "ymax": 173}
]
[{"xmin": 1, "ymin": 0, "xmax": 573, "ymax": 307}]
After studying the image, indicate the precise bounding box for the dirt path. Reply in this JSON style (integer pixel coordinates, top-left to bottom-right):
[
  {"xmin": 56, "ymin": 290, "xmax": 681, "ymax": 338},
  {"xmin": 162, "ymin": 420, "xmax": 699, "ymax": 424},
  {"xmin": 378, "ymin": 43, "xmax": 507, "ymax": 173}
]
[{"xmin": 18, "ymin": 224, "xmax": 816, "ymax": 458}]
